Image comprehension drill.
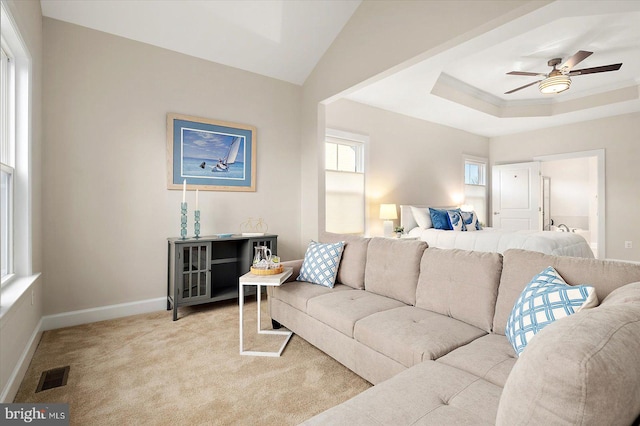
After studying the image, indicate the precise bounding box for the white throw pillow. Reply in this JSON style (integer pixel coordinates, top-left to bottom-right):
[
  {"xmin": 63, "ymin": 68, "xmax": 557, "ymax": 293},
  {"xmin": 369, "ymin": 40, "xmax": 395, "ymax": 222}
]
[
  {"xmin": 505, "ymin": 266, "xmax": 598, "ymax": 356},
  {"xmin": 411, "ymin": 206, "xmax": 432, "ymax": 229},
  {"xmin": 296, "ymin": 241, "xmax": 345, "ymax": 288}
]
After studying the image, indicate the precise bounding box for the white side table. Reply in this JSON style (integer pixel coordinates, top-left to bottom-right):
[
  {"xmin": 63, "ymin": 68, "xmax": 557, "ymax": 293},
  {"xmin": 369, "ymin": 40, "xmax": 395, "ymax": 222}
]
[{"xmin": 239, "ymin": 267, "xmax": 293, "ymax": 357}]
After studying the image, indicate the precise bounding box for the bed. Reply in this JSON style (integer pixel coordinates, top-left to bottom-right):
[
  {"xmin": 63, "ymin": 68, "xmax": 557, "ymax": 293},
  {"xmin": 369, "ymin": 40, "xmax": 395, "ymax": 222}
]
[{"xmin": 400, "ymin": 205, "xmax": 594, "ymax": 258}]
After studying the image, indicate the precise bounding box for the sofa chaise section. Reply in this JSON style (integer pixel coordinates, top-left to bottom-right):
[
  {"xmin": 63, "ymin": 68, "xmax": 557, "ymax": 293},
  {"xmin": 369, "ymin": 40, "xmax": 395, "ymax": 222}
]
[{"xmin": 303, "ymin": 360, "xmax": 502, "ymax": 426}]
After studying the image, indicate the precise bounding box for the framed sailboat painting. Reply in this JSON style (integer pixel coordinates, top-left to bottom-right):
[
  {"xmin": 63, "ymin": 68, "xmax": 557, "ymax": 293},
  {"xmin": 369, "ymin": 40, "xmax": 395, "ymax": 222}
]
[{"xmin": 167, "ymin": 113, "xmax": 257, "ymax": 192}]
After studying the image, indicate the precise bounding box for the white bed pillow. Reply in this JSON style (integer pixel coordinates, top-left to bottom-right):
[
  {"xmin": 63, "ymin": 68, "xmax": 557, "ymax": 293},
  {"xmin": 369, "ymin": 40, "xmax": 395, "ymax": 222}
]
[{"xmin": 411, "ymin": 206, "xmax": 432, "ymax": 229}]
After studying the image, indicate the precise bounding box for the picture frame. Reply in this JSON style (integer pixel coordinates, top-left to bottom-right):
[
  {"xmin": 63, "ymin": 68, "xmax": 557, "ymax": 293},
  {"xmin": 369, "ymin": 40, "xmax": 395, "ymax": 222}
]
[{"xmin": 167, "ymin": 113, "xmax": 257, "ymax": 192}]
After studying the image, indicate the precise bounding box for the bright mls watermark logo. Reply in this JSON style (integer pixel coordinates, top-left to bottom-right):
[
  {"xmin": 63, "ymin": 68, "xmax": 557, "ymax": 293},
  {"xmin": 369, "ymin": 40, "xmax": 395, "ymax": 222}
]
[{"xmin": 1, "ymin": 404, "xmax": 69, "ymax": 425}]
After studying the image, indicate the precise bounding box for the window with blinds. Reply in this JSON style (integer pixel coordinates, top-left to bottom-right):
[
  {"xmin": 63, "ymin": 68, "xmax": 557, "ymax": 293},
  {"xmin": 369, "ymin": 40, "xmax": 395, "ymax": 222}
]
[
  {"xmin": 325, "ymin": 130, "xmax": 366, "ymax": 235},
  {"xmin": 463, "ymin": 156, "xmax": 487, "ymax": 225}
]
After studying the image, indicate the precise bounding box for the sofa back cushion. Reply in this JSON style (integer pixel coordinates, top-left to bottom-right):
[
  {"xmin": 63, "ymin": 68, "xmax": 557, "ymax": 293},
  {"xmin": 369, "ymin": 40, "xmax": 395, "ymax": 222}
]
[
  {"xmin": 364, "ymin": 238, "xmax": 428, "ymax": 305},
  {"xmin": 496, "ymin": 282, "xmax": 640, "ymax": 426},
  {"xmin": 493, "ymin": 249, "xmax": 640, "ymax": 335},
  {"xmin": 416, "ymin": 248, "xmax": 502, "ymax": 332},
  {"xmin": 319, "ymin": 232, "xmax": 370, "ymax": 290}
]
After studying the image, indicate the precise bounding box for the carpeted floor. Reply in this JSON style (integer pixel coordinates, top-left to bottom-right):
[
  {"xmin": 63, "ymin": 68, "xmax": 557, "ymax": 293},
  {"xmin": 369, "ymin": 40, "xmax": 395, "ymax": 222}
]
[{"xmin": 14, "ymin": 298, "xmax": 372, "ymax": 425}]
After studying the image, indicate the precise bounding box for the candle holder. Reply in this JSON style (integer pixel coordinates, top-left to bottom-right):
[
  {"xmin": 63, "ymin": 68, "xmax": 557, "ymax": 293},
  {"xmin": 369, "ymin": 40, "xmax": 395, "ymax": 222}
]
[
  {"xmin": 194, "ymin": 210, "xmax": 201, "ymax": 239},
  {"xmin": 180, "ymin": 202, "xmax": 188, "ymax": 240}
]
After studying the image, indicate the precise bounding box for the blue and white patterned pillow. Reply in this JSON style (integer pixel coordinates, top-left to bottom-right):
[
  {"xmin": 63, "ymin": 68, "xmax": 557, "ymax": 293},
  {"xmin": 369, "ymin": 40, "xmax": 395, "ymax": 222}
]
[
  {"xmin": 461, "ymin": 211, "xmax": 481, "ymax": 231},
  {"xmin": 505, "ymin": 266, "xmax": 598, "ymax": 356},
  {"xmin": 447, "ymin": 210, "xmax": 465, "ymax": 231},
  {"xmin": 297, "ymin": 241, "xmax": 345, "ymax": 288},
  {"xmin": 430, "ymin": 208, "xmax": 462, "ymax": 230}
]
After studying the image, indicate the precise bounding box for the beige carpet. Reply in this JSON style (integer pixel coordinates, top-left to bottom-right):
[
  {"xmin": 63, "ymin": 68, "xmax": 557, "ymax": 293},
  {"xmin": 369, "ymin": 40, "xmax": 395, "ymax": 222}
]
[{"xmin": 14, "ymin": 298, "xmax": 371, "ymax": 425}]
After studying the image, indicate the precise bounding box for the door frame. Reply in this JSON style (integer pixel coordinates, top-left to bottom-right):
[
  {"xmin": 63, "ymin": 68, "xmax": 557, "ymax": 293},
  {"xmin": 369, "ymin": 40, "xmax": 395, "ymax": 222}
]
[{"xmin": 533, "ymin": 149, "xmax": 605, "ymax": 259}]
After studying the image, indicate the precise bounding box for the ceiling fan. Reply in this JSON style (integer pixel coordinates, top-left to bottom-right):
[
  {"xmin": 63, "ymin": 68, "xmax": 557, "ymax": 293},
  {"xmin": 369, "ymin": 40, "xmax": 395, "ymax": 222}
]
[{"xmin": 504, "ymin": 50, "xmax": 622, "ymax": 95}]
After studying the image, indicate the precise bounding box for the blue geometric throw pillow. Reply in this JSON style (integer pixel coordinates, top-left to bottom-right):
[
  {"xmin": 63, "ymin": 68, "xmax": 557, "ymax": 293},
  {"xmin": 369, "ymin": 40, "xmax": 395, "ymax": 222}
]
[
  {"xmin": 505, "ymin": 266, "xmax": 598, "ymax": 356},
  {"xmin": 297, "ymin": 241, "xmax": 345, "ymax": 288}
]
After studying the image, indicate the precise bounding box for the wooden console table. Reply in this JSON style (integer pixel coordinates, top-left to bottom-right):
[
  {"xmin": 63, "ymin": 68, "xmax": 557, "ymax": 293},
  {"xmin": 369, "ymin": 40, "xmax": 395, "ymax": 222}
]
[{"xmin": 167, "ymin": 234, "xmax": 278, "ymax": 320}]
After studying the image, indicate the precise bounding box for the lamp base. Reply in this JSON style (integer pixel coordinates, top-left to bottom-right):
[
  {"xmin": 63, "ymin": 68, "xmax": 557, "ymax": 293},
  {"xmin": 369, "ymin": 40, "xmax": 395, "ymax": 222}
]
[{"xmin": 383, "ymin": 220, "xmax": 394, "ymax": 238}]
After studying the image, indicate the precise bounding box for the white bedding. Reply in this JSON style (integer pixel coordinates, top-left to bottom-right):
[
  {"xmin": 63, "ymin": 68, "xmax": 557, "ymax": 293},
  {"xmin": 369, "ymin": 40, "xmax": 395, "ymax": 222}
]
[{"xmin": 401, "ymin": 205, "xmax": 594, "ymax": 258}]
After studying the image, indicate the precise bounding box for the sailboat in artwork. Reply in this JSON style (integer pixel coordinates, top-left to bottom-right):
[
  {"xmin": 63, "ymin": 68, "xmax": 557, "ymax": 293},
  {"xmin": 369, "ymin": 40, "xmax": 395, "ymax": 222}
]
[{"xmin": 198, "ymin": 137, "xmax": 242, "ymax": 173}]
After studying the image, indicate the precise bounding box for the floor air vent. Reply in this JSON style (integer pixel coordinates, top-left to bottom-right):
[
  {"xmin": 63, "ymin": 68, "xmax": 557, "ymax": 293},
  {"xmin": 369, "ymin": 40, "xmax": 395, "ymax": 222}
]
[{"xmin": 36, "ymin": 366, "xmax": 70, "ymax": 392}]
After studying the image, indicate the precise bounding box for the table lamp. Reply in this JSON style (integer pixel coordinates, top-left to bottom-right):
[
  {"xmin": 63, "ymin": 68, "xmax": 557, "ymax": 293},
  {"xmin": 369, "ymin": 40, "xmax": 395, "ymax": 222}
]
[{"xmin": 379, "ymin": 204, "xmax": 398, "ymax": 237}]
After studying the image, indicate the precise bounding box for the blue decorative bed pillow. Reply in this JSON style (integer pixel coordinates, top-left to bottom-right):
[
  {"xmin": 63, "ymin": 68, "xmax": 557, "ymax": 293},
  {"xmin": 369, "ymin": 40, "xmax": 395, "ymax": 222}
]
[
  {"xmin": 297, "ymin": 241, "xmax": 345, "ymax": 288},
  {"xmin": 461, "ymin": 211, "xmax": 482, "ymax": 231},
  {"xmin": 447, "ymin": 210, "xmax": 465, "ymax": 231},
  {"xmin": 429, "ymin": 208, "xmax": 462, "ymax": 230},
  {"xmin": 505, "ymin": 266, "xmax": 598, "ymax": 356}
]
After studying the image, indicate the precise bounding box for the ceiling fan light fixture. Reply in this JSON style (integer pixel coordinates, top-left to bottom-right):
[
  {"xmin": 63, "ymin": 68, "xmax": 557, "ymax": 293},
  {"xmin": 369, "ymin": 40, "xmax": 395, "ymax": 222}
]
[{"xmin": 538, "ymin": 75, "xmax": 571, "ymax": 94}]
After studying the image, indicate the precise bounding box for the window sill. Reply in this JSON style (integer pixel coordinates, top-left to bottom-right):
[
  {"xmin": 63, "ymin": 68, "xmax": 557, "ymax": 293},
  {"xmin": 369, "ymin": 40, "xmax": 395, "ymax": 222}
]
[{"xmin": 0, "ymin": 273, "xmax": 41, "ymax": 322}]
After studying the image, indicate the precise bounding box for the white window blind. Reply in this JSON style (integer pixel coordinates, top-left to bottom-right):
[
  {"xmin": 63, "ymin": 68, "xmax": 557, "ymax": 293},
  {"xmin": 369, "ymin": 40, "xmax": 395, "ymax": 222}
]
[
  {"xmin": 325, "ymin": 130, "xmax": 366, "ymax": 235},
  {"xmin": 463, "ymin": 156, "xmax": 487, "ymax": 225}
]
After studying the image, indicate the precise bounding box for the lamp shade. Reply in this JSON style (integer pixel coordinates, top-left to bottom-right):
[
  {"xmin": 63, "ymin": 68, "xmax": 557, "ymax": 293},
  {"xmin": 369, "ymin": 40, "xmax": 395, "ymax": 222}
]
[
  {"xmin": 379, "ymin": 204, "xmax": 398, "ymax": 220},
  {"xmin": 539, "ymin": 75, "xmax": 571, "ymax": 94}
]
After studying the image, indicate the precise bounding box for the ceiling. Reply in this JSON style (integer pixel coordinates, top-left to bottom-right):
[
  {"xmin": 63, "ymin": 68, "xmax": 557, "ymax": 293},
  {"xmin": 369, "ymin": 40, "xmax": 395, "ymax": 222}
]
[
  {"xmin": 345, "ymin": 1, "xmax": 640, "ymax": 137},
  {"xmin": 41, "ymin": 0, "xmax": 640, "ymax": 137},
  {"xmin": 40, "ymin": 0, "xmax": 361, "ymax": 85}
]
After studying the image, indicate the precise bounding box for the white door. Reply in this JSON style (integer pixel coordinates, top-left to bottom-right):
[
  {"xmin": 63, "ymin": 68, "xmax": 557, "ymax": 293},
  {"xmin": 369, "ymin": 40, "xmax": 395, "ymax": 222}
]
[{"xmin": 492, "ymin": 162, "xmax": 541, "ymax": 230}]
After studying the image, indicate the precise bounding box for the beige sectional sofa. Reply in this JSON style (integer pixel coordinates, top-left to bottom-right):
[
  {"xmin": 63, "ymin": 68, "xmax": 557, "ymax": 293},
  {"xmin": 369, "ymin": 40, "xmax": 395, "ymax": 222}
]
[{"xmin": 268, "ymin": 232, "xmax": 640, "ymax": 425}]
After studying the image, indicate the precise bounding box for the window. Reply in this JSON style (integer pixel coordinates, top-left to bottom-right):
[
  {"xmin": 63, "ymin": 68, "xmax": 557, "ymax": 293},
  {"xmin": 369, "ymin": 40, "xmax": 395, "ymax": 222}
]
[
  {"xmin": 325, "ymin": 140, "xmax": 363, "ymax": 173},
  {"xmin": 463, "ymin": 156, "xmax": 487, "ymax": 225},
  {"xmin": 464, "ymin": 160, "xmax": 486, "ymax": 185},
  {"xmin": 1, "ymin": 42, "xmax": 14, "ymax": 282},
  {"xmin": 1, "ymin": 2, "xmax": 30, "ymax": 287},
  {"xmin": 325, "ymin": 130, "xmax": 366, "ymax": 234}
]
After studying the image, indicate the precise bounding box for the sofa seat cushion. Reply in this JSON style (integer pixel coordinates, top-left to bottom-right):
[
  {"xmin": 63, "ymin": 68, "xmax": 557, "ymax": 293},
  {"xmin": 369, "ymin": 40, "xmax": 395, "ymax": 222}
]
[
  {"xmin": 364, "ymin": 237, "xmax": 427, "ymax": 305},
  {"xmin": 306, "ymin": 290, "xmax": 405, "ymax": 338},
  {"xmin": 496, "ymin": 282, "xmax": 640, "ymax": 426},
  {"xmin": 302, "ymin": 360, "xmax": 501, "ymax": 425},
  {"xmin": 353, "ymin": 306, "xmax": 487, "ymax": 368},
  {"xmin": 416, "ymin": 248, "xmax": 503, "ymax": 332},
  {"xmin": 271, "ymin": 281, "xmax": 351, "ymax": 313},
  {"xmin": 437, "ymin": 334, "xmax": 517, "ymax": 387}
]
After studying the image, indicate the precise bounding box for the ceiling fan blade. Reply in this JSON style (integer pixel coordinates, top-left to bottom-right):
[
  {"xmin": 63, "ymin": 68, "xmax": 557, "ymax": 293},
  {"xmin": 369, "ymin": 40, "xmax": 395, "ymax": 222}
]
[
  {"xmin": 568, "ymin": 63, "xmax": 623, "ymax": 76},
  {"xmin": 504, "ymin": 80, "xmax": 542, "ymax": 94},
  {"xmin": 507, "ymin": 71, "xmax": 546, "ymax": 77},
  {"xmin": 560, "ymin": 50, "xmax": 593, "ymax": 70}
]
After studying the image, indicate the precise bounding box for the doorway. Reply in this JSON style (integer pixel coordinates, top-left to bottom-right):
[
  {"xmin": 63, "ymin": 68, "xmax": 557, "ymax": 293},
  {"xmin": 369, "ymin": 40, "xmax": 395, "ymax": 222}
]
[
  {"xmin": 536, "ymin": 150, "xmax": 604, "ymax": 258},
  {"xmin": 492, "ymin": 150, "xmax": 605, "ymax": 258}
]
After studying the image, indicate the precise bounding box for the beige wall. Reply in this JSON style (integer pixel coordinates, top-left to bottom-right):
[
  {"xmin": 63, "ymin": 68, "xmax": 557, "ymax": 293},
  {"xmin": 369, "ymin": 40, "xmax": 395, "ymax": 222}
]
[
  {"xmin": 42, "ymin": 18, "xmax": 302, "ymax": 315},
  {"xmin": 326, "ymin": 99, "xmax": 488, "ymax": 236},
  {"xmin": 490, "ymin": 112, "xmax": 640, "ymax": 261},
  {"xmin": 0, "ymin": 0, "xmax": 43, "ymax": 402},
  {"xmin": 300, "ymin": 0, "xmax": 547, "ymax": 243}
]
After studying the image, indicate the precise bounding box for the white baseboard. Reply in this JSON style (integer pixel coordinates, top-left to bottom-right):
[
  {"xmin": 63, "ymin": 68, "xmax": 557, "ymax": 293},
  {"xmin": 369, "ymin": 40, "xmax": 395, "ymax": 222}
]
[
  {"xmin": 41, "ymin": 297, "xmax": 167, "ymax": 331},
  {"xmin": 0, "ymin": 318, "xmax": 43, "ymax": 403}
]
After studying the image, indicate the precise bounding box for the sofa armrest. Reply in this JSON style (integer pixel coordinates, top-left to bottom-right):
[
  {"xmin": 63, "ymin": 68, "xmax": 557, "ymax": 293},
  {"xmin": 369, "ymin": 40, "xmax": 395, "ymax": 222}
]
[{"xmin": 282, "ymin": 259, "xmax": 302, "ymax": 282}]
